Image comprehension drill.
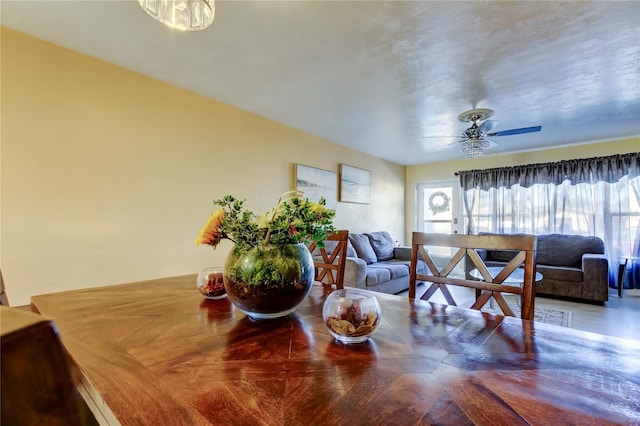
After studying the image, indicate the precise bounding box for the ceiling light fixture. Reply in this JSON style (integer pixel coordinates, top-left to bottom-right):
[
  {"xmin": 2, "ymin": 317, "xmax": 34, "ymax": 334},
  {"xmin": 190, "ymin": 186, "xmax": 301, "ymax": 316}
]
[
  {"xmin": 459, "ymin": 137, "xmax": 490, "ymax": 158},
  {"xmin": 138, "ymin": 0, "xmax": 215, "ymax": 32}
]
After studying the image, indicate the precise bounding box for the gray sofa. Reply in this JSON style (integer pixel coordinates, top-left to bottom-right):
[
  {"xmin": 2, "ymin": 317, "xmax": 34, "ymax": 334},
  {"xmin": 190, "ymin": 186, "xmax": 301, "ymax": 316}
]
[
  {"xmin": 475, "ymin": 233, "xmax": 609, "ymax": 303},
  {"xmin": 314, "ymin": 231, "xmax": 426, "ymax": 294},
  {"xmin": 343, "ymin": 231, "xmax": 426, "ymax": 294}
]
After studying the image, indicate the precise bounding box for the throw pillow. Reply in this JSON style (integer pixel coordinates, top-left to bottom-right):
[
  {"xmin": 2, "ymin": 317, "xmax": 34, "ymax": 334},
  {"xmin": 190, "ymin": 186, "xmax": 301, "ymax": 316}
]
[
  {"xmin": 312, "ymin": 240, "xmax": 358, "ymax": 258},
  {"xmin": 346, "ymin": 241, "xmax": 357, "ymax": 258},
  {"xmin": 365, "ymin": 231, "xmax": 395, "ymax": 261},
  {"xmin": 311, "ymin": 240, "xmax": 338, "ymax": 256},
  {"xmin": 349, "ymin": 233, "xmax": 378, "ymax": 264}
]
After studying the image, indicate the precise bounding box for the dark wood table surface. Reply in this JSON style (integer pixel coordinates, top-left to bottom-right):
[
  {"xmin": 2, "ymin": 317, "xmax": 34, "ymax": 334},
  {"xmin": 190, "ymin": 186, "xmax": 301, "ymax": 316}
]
[{"xmin": 31, "ymin": 275, "xmax": 640, "ymax": 425}]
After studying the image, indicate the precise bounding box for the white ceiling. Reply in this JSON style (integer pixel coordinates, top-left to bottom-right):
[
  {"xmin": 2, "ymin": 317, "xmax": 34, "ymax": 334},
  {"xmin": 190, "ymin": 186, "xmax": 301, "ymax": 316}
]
[{"xmin": 2, "ymin": 0, "xmax": 639, "ymax": 165}]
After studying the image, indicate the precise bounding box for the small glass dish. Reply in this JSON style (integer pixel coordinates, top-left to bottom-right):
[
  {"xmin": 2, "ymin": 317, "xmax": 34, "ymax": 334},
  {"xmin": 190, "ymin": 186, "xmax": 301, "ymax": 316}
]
[
  {"xmin": 196, "ymin": 267, "xmax": 227, "ymax": 300},
  {"xmin": 322, "ymin": 288, "xmax": 381, "ymax": 343}
]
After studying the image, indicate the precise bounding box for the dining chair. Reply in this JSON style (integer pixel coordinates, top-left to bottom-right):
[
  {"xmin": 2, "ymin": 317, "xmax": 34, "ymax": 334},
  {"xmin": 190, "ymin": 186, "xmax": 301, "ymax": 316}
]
[
  {"xmin": 307, "ymin": 230, "xmax": 349, "ymax": 290},
  {"xmin": 0, "ymin": 269, "xmax": 9, "ymax": 306},
  {"xmin": 409, "ymin": 232, "xmax": 538, "ymax": 321},
  {"xmin": 1, "ymin": 306, "xmax": 91, "ymax": 425}
]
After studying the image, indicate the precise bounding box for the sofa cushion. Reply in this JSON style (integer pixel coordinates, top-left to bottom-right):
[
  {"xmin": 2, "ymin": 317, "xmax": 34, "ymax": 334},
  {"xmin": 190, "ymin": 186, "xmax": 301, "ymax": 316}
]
[
  {"xmin": 486, "ymin": 250, "xmax": 519, "ymax": 263},
  {"xmin": 536, "ymin": 234, "xmax": 604, "ymax": 268},
  {"xmin": 365, "ymin": 267, "xmax": 391, "ymax": 286},
  {"xmin": 482, "ymin": 233, "xmax": 605, "ymax": 269},
  {"xmin": 385, "ymin": 258, "xmax": 422, "ymax": 273},
  {"xmin": 480, "ymin": 232, "xmax": 526, "ymax": 263},
  {"xmin": 369, "ymin": 262, "xmax": 409, "ymax": 279},
  {"xmin": 349, "ymin": 233, "xmax": 378, "ymax": 264},
  {"xmin": 536, "ymin": 265, "xmax": 583, "ymax": 282},
  {"xmin": 365, "ymin": 231, "xmax": 395, "ymax": 261}
]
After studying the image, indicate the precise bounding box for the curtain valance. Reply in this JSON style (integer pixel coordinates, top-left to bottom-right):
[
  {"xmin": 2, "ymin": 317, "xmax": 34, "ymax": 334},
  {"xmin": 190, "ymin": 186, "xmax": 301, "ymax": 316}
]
[{"xmin": 457, "ymin": 152, "xmax": 640, "ymax": 191}]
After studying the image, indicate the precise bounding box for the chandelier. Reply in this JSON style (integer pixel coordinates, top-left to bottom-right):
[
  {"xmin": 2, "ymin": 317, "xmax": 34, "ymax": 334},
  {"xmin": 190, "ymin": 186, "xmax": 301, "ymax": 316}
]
[
  {"xmin": 138, "ymin": 0, "xmax": 215, "ymax": 31},
  {"xmin": 459, "ymin": 137, "xmax": 490, "ymax": 158}
]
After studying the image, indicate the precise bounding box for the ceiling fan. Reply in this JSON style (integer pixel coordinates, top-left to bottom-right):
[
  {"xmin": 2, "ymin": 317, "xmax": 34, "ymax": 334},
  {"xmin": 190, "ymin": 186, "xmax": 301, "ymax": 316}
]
[{"xmin": 424, "ymin": 108, "xmax": 542, "ymax": 158}]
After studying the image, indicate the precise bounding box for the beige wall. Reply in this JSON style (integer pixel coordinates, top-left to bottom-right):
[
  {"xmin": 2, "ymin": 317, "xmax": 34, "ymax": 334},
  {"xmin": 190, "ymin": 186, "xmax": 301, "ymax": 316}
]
[
  {"xmin": 3, "ymin": 28, "xmax": 637, "ymax": 306},
  {"xmin": 405, "ymin": 138, "xmax": 639, "ymax": 242},
  {"xmin": 1, "ymin": 28, "xmax": 405, "ymax": 306}
]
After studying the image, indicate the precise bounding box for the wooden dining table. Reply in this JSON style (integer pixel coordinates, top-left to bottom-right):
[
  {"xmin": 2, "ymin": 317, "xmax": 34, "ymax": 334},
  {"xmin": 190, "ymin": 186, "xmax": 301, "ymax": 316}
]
[{"xmin": 31, "ymin": 275, "xmax": 639, "ymax": 425}]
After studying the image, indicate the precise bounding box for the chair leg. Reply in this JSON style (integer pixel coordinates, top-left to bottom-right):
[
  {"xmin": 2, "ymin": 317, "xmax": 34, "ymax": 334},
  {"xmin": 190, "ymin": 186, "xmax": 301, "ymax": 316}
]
[{"xmin": 618, "ymin": 260, "xmax": 627, "ymax": 298}]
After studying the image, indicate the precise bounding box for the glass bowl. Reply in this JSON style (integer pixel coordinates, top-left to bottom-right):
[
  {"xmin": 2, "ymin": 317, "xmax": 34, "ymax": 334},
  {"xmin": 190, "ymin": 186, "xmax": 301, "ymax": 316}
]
[
  {"xmin": 322, "ymin": 288, "xmax": 381, "ymax": 343},
  {"xmin": 196, "ymin": 267, "xmax": 227, "ymax": 300}
]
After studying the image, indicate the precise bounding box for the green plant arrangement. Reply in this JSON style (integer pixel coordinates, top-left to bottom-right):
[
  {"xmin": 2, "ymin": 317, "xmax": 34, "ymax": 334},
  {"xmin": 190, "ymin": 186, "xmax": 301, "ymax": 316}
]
[
  {"xmin": 196, "ymin": 191, "xmax": 336, "ymax": 318},
  {"xmin": 196, "ymin": 190, "xmax": 336, "ymax": 253}
]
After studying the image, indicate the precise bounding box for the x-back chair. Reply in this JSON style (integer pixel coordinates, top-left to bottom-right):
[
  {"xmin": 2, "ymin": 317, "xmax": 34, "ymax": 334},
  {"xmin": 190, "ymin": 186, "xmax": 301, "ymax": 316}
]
[
  {"xmin": 409, "ymin": 232, "xmax": 538, "ymax": 321},
  {"xmin": 307, "ymin": 230, "xmax": 349, "ymax": 291}
]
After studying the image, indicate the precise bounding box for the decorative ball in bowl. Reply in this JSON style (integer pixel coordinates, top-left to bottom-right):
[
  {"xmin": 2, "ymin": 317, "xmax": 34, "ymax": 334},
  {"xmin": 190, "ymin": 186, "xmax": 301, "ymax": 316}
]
[
  {"xmin": 196, "ymin": 267, "xmax": 227, "ymax": 300},
  {"xmin": 322, "ymin": 288, "xmax": 381, "ymax": 344}
]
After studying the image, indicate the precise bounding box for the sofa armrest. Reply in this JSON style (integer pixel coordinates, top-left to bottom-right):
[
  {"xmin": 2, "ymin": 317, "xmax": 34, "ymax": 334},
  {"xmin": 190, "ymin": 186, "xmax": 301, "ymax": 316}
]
[
  {"xmin": 582, "ymin": 253, "xmax": 610, "ymax": 301},
  {"xmin": 344, "ymin": 257, "xmax": 368, "ymax": 289},
  {"xmin": 393, "ymin": 246, "xmax": 412, "ymax": 261},
  {"xmin": 582, "ymin": 253, "xmax": 609, "ymax": 271}
]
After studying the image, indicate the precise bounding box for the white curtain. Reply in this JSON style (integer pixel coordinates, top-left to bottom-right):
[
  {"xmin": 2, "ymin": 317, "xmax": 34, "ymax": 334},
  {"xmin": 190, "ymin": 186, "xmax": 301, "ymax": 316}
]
[
  {"xmin": 459, "ymin": 153, "xmax": 640, "ymax": 289},
  {"xmin": 629, "ymin": 176, "xmax": 640, "ymax": 288}
]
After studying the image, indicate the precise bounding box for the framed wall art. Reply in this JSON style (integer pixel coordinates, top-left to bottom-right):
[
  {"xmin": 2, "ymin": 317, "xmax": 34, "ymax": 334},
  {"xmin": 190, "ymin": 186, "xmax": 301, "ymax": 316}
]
[
  {"xmin": 294, "ymin": 164, "xmax": 338, "ymax": 210},
  {"xmin": 339, "ymin": 164, "xmax": 371, "ymax": 204}
]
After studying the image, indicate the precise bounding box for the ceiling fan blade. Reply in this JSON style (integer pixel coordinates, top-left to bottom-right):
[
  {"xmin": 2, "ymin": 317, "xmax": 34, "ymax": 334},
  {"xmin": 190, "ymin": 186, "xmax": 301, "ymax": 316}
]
[
  {"xmin": 427, "ymin": 139, "xmax": 497, "ymax": 152},
  {"xmin": 487, "ymin": 126, "xmax": 541, "ymax": 137},
  {"xmin": 423, "ymin": 139, "xmax": 463, "ymax": 151},
  {"xmin": 477, "ymin": 120, "xmax": 500, "ymax": 134}
]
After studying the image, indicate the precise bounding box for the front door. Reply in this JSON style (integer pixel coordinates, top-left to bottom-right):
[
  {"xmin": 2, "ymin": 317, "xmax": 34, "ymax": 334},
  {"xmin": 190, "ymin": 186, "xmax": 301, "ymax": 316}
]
[
  {"xmin": 417, "ymin": 180, "xmax": 462, "ymax": 235},
  {"xmin": 417, "ymin": 180, "xmax": 463, "ymax": 261}
]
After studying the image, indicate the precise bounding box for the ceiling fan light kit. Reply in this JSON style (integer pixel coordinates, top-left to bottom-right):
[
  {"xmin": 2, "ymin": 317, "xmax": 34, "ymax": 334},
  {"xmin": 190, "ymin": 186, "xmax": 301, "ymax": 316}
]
[
  {"xmin": 460, "ymin": 138, "xmax": 491, "ymax": 158},
  {"xmin": 458, "ymin": 108, "xmax": 494, "ymax": 158},
  {"xmin": 138, "ymin": 0, "xmax": 215, "ymax": 31},
  {"xmin": 425, "ymin": 108, "xmax": 542, "ymax": 159}
]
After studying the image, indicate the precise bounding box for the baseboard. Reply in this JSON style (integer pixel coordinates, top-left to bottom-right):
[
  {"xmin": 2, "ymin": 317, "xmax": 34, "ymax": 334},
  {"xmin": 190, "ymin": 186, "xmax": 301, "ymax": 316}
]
[{"xmin": 622, "ymin": 289, "xmax": 640, "ymax": 297}]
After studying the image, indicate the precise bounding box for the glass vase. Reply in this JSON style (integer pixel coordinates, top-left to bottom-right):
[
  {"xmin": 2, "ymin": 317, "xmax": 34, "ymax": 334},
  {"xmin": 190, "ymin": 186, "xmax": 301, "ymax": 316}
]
[
  {"xmin": 224, "ymin": 243, "xmax": 314, "ymax": 319},
  {"xmin": 196, "ymin": 266, "xmax": 227, "ymax": 300},
  {"xmin": 323, "ymin": 288, "xmax": 381, "ymax": 343}
]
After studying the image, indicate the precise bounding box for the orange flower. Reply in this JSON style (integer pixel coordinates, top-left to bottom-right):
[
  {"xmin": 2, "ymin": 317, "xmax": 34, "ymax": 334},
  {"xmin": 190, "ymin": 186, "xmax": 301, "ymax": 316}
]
[{"xmin": 195, "ymin": 209, "xmax": 224, "ymax": 246}]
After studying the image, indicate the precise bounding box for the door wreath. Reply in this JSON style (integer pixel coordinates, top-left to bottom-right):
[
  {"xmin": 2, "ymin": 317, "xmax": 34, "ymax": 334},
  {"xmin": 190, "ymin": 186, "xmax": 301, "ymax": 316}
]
[{"xmin": 428, "ymin": 191, "xmax": 450, "ymax": 215}]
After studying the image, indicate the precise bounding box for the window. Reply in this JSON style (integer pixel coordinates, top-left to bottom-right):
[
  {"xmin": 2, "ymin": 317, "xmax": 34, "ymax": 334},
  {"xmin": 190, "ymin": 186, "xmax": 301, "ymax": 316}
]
[
  {"xmin": 457, "ymin": 153, "xmax": 640, "ymax": 289},
  {"xmin": 463, "ymin": 175, "xmax": 640, "ymax": 288}
]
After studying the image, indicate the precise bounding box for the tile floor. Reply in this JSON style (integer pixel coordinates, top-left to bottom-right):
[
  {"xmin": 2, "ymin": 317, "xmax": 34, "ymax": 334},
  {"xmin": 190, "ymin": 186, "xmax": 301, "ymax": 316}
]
[{"xmin": 401, "ymin": 284, "xmax": 640, "ymax": 342}]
